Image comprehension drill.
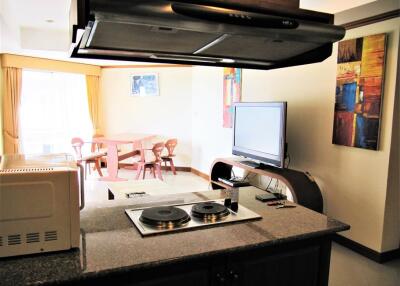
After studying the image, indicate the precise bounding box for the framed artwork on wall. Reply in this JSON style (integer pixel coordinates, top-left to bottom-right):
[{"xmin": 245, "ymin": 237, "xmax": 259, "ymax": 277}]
[
  {"xmin": 332, "ymin": 33, "xmax": 387, "ymax": 150},
  {"xmin": 130, "ymin": 73, "xmax": 159, "ymax": 97},
  {"xmin": 223, "ymin": 68, "xmax": 242, "ymax": 128}
]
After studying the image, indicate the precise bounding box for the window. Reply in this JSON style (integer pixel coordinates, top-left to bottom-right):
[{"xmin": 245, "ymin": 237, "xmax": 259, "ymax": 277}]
[{"xmin": 19, "ymin": 70, "xmax": 93, "ymax": 154}]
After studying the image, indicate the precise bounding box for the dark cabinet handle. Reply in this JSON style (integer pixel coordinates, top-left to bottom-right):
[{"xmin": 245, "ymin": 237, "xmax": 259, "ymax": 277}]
[
  {"xmin": 229, "ymin": 270, "xmax": 239, "ymax": 279},
  {"xmin": 216, "ymin": 273, "xmax": 226, "ymax": 285},
  {"xmin": 229, "ymin": 270, "xmax": 239, "ymax": 286}
]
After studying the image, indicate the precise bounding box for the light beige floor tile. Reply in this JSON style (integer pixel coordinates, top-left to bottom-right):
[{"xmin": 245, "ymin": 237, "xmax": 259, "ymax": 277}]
[{"xmin": 329, "ymin": 243, "xmax": 400, "ymax": 286}]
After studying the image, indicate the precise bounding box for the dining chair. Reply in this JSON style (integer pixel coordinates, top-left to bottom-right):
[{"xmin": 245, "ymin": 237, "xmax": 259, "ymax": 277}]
[
  {"xmin": 135, "ymin": 142, "xmax": 165, "ymax": 181},
  {"xmin": 161, "ymin": 138, "xmax": 177, "ymax": 175},
  {"xmin": 71, "ymin": 137, "xmax": 105, "ymax": 179},
  {"xmin": 91, "ymin": 134, "xmax": 106, "ymax": 153},
  {"xmin": 91, "ymin": 134, "xmax": 108, "ymax": 168}
]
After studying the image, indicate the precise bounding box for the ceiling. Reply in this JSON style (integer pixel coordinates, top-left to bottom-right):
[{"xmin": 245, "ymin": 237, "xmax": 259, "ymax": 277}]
[
  {"xmin": 300, "ymin": 0, "xmax": 376, "ymax": 13},
  {"xmin": 0, "ymin": 0, "xmax": 376, "ymax": 67}
]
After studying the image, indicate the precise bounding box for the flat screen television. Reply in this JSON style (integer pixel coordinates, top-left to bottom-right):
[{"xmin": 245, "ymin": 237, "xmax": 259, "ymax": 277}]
[{"xmin": 232, "ymin": 102, "xmax": 287, "ymax": 169}]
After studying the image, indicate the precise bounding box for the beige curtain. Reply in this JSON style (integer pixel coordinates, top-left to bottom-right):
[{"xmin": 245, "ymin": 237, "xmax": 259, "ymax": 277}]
[
  {"xmin": 86, "ymin": 75, "xmax": 101, "ymax": 135},
  {"xmin": 2, "ymin": 67, "xmax": 22, "ymax": 154}
]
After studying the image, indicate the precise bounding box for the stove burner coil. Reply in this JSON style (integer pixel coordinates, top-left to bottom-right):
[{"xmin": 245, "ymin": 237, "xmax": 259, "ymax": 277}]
[
  {"xmin": 191, "ymin": 202, "xmax": 230, "ymax": 222},
  {"xmin": 139, "ymin": 206, "xmax": 191, "ymax": 229}
]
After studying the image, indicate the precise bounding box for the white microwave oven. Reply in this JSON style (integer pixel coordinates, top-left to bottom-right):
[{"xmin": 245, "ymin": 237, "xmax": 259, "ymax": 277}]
[{"xmin": 0, "ymin": 153, "xmax": 84, "ymax": 258}]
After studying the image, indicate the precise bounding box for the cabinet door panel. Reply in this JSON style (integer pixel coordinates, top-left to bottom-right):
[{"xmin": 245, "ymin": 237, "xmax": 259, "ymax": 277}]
[
  {"xmin": 124, "ymin": 269, "xmax": 210, "ymax": 286},
  {"xmin": 229, "ymin": 246, "xmax": 320, "ymax": 286},
  {"xmin": 76, "ymin": 259, "xmax": 218, "ymax": 286}
]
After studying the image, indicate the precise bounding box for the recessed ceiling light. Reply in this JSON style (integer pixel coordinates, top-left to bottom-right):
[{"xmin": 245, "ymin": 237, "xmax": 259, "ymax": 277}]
[{"xmin": 45, "ymin": 19, "xmax": 54, "ymax": 23}]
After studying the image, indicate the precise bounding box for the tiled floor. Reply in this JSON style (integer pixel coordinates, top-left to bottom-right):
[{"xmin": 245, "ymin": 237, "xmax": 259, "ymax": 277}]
[
  {"xmin": 84, "ymin": 168, "xmax": 211, "ymax": 205},
  {"xmin": 85, "ymin": 168, "xmax": 400, "ymax": 286},
  {"xmin": 329, "ymin": 243, "xmax": 400, "ymax": 286}
]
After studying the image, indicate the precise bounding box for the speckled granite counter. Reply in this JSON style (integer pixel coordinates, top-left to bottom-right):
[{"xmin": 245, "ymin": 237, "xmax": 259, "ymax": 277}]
[{"xmin": 0, "ymin": 187, "xmax": 349, "ymax": 285}]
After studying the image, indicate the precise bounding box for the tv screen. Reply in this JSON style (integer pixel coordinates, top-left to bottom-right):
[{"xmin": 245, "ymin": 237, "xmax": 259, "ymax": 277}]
[{"xmin": 232, "ymin": 102, "xmax": 287, "ymax": 169}]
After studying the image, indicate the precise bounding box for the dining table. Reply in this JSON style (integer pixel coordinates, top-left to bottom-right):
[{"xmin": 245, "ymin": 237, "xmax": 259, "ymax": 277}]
[{"xmin": 92, "ymin": 133, "xmax": 156, "ymax": 181}]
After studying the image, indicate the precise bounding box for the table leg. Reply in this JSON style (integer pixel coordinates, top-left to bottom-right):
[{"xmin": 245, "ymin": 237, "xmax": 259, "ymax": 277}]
[{"xmin": 99, "ymin": 143, "xmax": 127, "ymax": 181}]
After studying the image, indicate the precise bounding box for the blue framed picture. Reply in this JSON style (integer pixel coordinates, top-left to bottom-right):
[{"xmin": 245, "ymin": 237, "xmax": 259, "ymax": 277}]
[{"xmin": 130, "ymin": 73, "xmax": 159, "ymax": 97}]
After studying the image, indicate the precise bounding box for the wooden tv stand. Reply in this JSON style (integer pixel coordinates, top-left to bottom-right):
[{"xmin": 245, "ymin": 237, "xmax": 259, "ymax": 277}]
[{"xmin": 210, "ymin": 158, "xmax": 323, "ymax": 213}]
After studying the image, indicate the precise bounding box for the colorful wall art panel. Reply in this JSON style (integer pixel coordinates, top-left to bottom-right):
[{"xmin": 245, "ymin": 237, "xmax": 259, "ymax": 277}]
[
  {"xmin": 332, "ymin": 33, "xmax": 387, "ymax": 150},
  {"xmin": 223, "ymin": 68, "xmax": 242, "ymax": 128}
]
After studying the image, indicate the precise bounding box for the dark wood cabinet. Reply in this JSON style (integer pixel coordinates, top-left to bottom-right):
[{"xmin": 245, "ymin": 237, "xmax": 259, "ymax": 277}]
[
  {"xmin": 227, "ymin": 246, "xmax": 321, "ymax": 286},
  {"xmin": 221, "ymin": 238, "xmax": 330, "ymax": 286},
  {"xmin": 125, "ymin": 268, "xmax": 211, "ymax": 286},
  {"xmin": 79, "ymin": 237, "xmax": 331, "ymax": 286},
  {"xmin": 77, "ymin": 259, "xmax": 218, "ymax": 286}
]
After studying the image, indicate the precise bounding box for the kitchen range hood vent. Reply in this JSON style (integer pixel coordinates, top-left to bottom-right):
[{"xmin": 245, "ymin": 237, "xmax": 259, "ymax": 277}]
[{"xmin": 70, "ymin": 0, "xmax": 345, "ymax": 70}]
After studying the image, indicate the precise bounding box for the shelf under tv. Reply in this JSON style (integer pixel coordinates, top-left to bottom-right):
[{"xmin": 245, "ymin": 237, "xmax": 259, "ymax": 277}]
[
  {"xmin": 239, "ymin": 160, "xmax": 260, "ymax": 168},
  {"xmin": 210, "ymin": 157, "xmax": 323, "ymax": 213}
]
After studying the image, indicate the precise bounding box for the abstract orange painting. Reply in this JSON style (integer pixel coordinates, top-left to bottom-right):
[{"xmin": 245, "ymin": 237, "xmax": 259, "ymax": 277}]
[
  {"xmin": 223, "ymin": 68, "xmax": 242, "ymax": 128},
  {"xmin": 332, "ymin": 33, "xmax": 387, "ymax": 150}
]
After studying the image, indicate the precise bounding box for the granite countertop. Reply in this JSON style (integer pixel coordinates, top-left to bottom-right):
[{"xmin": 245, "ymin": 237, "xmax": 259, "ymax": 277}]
[{"xmin": 0, "ymin": 187, "xmax": 349, "ymax": 285}]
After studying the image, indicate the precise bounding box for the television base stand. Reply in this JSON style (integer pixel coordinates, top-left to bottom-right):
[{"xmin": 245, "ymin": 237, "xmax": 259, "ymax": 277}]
[
  {"xmin": 240, "ymin": 160, "xmax": 260, "ymax": 168},
  {"xmin": 241, "ymin": 160, "xmax": 277, "ymax": 170},
  {"xmin": 210, "ymin": 157, "xmax": 323, "ymax": 213}
]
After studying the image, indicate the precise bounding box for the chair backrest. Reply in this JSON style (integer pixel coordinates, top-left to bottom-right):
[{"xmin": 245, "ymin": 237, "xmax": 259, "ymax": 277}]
[
  {"xmin": 71, "ymin": 137, "xmax": 84, "ymax": 160},
  {"xmin": 91, "ymin": 134, "xmax": 104, "ymax": 152},
  {"xmin": 152, "ymin": 142, "xmax": 165, "ymax": 163},
  {"xmin": 165, "ymin": 139, "xmax": 177, "ymax": 156}
]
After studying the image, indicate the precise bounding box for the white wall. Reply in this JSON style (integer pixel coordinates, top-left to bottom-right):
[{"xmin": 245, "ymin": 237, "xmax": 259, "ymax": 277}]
[
  {"xmin": 191, "ymin": 67, "xmax": 233, "ymax": 174},
  {"xmin": 190, "ymin": 18, "xmax": 399, "ymax": 253},
  {"xmin": 100, "ymin": 67, "xmax": 193, "ymax": 167}
]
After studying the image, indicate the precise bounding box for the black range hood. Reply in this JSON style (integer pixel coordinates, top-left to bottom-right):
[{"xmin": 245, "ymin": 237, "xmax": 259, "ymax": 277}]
[{"xmin": 71, "ymin": 0, "xmax": 345, "ymax": 70}]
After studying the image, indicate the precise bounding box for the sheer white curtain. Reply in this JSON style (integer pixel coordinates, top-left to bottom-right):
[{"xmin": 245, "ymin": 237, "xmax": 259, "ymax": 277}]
[{"xmin": 19, "ymin": 70, "xmax": 93, "ymax": 154}]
